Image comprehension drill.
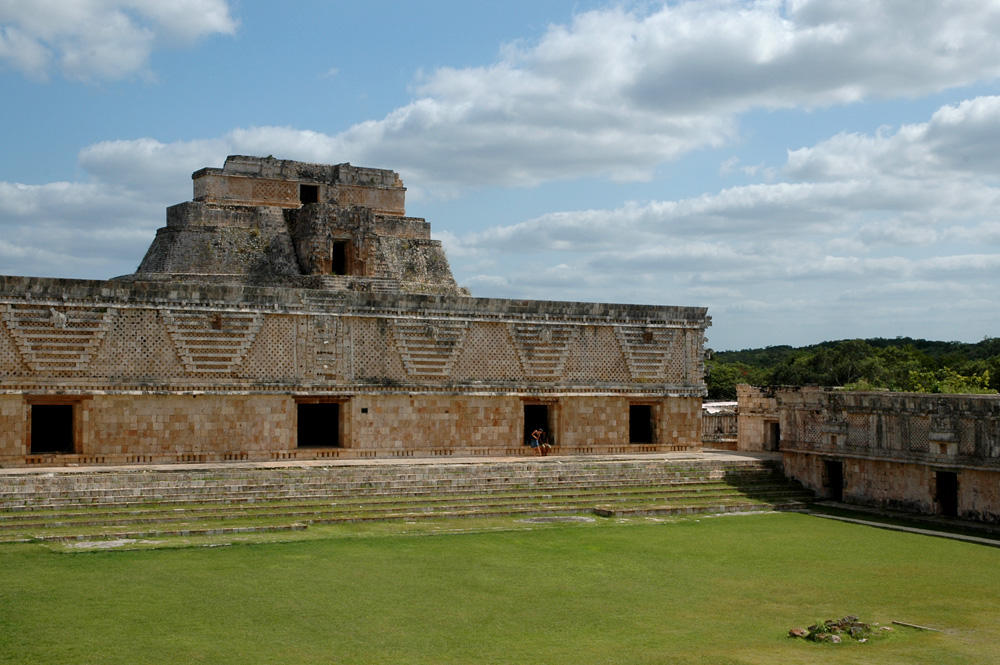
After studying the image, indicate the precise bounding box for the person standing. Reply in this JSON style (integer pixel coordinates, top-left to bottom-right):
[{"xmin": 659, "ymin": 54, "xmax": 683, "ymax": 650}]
[{"xmin": 530, "ymin": 427, "xmax": 544, "ymax": 455}]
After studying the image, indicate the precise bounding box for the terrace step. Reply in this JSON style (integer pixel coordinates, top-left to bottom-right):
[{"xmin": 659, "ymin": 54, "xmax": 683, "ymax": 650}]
[
  {"xmin": 0, "ymin": 485, "xmax": 812, "ymax": 533},
  {"xmin": 0, "ymin": 479, "xmax": 805, "ymax": 513},
  {"xmin": 0, "ymin": 473, "xmax": 791, "ymax": 508},
  {"xmin": 0, "ymin": 457, "xmax": 812, "ymax": 544},
  {"xmin": 0, "ymin": 461, "xmax": 783, "ymax": 492}
]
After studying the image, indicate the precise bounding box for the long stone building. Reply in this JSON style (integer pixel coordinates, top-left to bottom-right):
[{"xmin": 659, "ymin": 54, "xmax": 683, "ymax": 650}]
[
  {"xmin": 738, "ymin": 385, "xmax": 1000, "ymax": 523},
  {"xmin": 0, "ymin": 156, "xmax": 710, "ymax": 467}
]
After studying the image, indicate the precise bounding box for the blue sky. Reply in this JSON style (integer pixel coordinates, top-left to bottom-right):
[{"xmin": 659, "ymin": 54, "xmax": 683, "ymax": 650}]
[{"xmin": 2, "ymin": 0, "xmax": 1000, "ymax": 350}]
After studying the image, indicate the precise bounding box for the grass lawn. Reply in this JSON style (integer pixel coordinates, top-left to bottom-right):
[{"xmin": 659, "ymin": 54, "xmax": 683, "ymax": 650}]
[{"xmin": 1, "ymin": 512, "xmax": 997, "ymax": 664}]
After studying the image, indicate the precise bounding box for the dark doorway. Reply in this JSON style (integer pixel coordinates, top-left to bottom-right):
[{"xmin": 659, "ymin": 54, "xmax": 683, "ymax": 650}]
[
  {"xmin": 331, "ymin": 241, "xmax": 348, "ymax": 275},
  {"xmin": 297, "ymin": 403, "xmax": 340, "ymax": 448},
  {"xmin": 935, "ymin": 471, "xmax": 958, "ymax": 517},
  {"xmin": 299, "ymin": 184, "xmax": 319, "ymax": 204},
  {"xmin": 824, "ymin": 459, "xmax": 844, "ymax": 502},
  {"xmin": 629, "ymin": 404, "xmax": 654, "ymax": 444},
  {"xmin": 31, "ymin": 404, "xmax": 74, "ymax": 454},
  {"xmin": 767, "ymin": 421, "xmax": 781, "ymax": 451},
  {"xmin": 523, "ymin": 404, "xmax": 549, "ymax": 446}
]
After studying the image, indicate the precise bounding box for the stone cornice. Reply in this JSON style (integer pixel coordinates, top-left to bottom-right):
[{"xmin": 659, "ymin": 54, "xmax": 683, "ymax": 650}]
[{"xmin": 0, "ymin": 274, "xmax": 710, "ymax": 329}]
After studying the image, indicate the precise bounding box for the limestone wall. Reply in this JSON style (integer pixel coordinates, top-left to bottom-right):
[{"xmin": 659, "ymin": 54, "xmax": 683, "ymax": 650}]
[
  {"xmin": 0, "ymin": 396, "xmax": 24, "ymax": 458},
  {"xmin": 782, "ymin": 453, "xmax": 934, "ymax": 513},
  {"xmin": 192, "ymin": 156, "xmax": 406, "ymax": 215},
  {"xmin": 777, "ymin": 387, "xmax": 1000, "ymax": 522},
  {"xmin": 0, "ymin": 277, "xmax": 708, "ymax": 466},
  {"xmin": 736, "ymin": 384, "xmax": 780, "ymax": 451},
  {"xmin": 0, "ymin": 278, "xmax": 707, "ymax": 392},
  {"xmin": 349, "ymin": 395, "xmax": 522, "ymax": 450},
  {"xmin": 958, "ymin": 468, "xmax": 1000, "ymax": 522},
  {"xmin": 779, "ymin": 388, "xmax": 1000, "ymax": 461},
  {"xmin": 136, "ymin": 203, "xmax": 302, "ymax": 278},
  {"xmin": 0, "ymin": 394, "xmax": 291, "ymax": 461},
  {"xmin": 1, "ymin": 392, "xmax": 700, "ymax": 465},
  {"xmin": 559, "ymin": 397, "xmax": 628, "ymax": 446},
  {"xmin": 663, "ymin": 397, "xmax": 702, "ymax": 448},
  {"xmin": 84, "ymin": 394, "xmax": 293, "ymax": 458},
  {"xmin": 702, "ymin": 411, "xmax": 737, "ymax": 448},
  {"xmin": 134, "ymin": 199, "xmax": 458, "ymax": 292}
]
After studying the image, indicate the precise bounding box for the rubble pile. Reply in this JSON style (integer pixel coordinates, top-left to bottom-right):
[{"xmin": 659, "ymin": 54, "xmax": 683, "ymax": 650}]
[{"xmin": 788, "ymin": 616, "xmax": 892, "ymax": 644}]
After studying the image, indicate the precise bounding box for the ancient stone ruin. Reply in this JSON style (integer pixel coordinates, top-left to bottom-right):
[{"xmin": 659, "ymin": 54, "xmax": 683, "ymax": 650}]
[
  {"xmin": 737, "ymin": 385, "xmax": 1000, "ymax": 523},
  {"xmin": 0, "ymin": 156, "xmax": 710, "ymax": 466},
  {"xmin": 127, "ymin": 156, "xmax": 462, "ymax": 294}
]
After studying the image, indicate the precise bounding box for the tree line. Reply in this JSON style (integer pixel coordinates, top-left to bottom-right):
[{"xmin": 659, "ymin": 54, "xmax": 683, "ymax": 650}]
[{"xmin": 706, "ymin": 337, "xmax": 1000, "ymax": 400}]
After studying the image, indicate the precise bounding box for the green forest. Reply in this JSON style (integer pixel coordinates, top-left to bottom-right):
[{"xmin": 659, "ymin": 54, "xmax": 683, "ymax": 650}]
[{"xmin": 706, "ymin": 337, "xmax": 1000, "ymax": 400}]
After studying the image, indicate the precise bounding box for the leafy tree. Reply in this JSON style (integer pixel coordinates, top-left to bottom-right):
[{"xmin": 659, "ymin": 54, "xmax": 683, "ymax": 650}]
[
  {"xmin": 707, "ymin": 336, "xmax": 999, "ymax": 395},
  {"xmin": 705, "ymin": 360, "xmax": 769, "ymax": 399}
]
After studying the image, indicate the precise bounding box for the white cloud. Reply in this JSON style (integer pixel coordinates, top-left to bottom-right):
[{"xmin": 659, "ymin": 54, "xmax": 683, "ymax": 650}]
[
  {"xmin": 36, "ymin": 1, "xmax": 1000, "ymax": 192},
  {"xmin": 0, "ymin": 178, "xmax": 158, "ymax": 278},
  {"xmin": 0, "ymin": 25, "xmax": 49, "ymax": 76},
  {"xmin": 332, "ymin": 0, "xmax": 1000, "ymax": 189},
  {"xmin": 78, "ymin": 137, "xmax": 228, "ymax": 200},
  {"xmin": 0, "ymin": 0, "xmax": 236, "ymax": 80},
  {"xmin": 431, "ymin": 93, "xmax": 1000, "ymax": 344},
  {"xmin": 786, "ymin": 96, "xmax": 1000, "ymax": 183},
  {"xmin": 60, "ymin": 0, "xmax": 1000, "ymax": 190}
]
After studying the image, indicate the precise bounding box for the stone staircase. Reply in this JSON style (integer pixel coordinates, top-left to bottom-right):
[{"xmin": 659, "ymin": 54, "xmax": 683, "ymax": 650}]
[{"xmin": 0, "ymin": 457, "xmax": 813, "ymax": 545}]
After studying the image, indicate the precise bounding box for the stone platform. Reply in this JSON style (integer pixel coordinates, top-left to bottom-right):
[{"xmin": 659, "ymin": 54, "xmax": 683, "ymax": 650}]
[{"xmin": 0, "ymin": 451, "xmax": 808, "ymax": 545}]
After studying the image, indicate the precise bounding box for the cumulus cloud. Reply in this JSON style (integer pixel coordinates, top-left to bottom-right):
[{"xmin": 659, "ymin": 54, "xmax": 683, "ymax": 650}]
[
  {"xmin": 17, "ymin": 0, "xmax": 999, "ymax": 195},
  {"xmin": 63, "ymin": 0, "xmax": 1000, "ymax": 189},
  {"xmin": 78, "ymin": 137, "xmax": 228, "ymax": 200},
  {"xmin": 333, "ymin": 0, "xmax": 1000, "ymax": 189},
  {"xmin": 786, "ymin": 96, "xmax": 1000, "ymax": 182},
  {"xmin": 444, "ymin": 94, "xmax": 1000, "ymax": 343},
  {"xmin": 0, "ymin": 178, "xmax": 159, "ymax": 278},
  {"xmin": 0, "ymin": 0, "xmax": 236, "ymax": 80}
]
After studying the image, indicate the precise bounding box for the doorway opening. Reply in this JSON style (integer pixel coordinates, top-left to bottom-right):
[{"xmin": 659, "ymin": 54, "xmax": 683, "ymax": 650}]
[
  {"xmin": 299, "ymin": 184, "xmax": 319, "ymax": 205},
  {"xmin": 297, "ymin": 402, "xmax": 341, "ymax": 448},
  {"xmin": 331, "ymin": 241, "xmax": 348, "ymax": 275},
  {"xmin": 935, "ymin": 471, "xmax": 958, "ymax": 517},
  {"xmin": 824, "ymin": 459, "xmax": 844, "ymax": 502},
  {"xmin": 30, "ymin": 404, "xmax": 75, "ymax": 454},
  {"xmin": 523, "ymin": 404, "xmax": 550, "ymax": 447},
  {"xmin": 629, "ymin": 404, "xmax": 654, "ymax": 444},
  {"xmin": 766, "ymin": 421, "xmax": 781, "ymax": 451}
]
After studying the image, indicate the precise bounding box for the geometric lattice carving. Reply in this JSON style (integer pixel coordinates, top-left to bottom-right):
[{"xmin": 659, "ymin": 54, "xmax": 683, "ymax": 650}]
[
  {"xmin": 391, "ymin": 319, "xmax": 468, "ymax": 377},
  {"xmin": 507, "ymin": 323, "xmax": 578, "ymax": 379},
  {"xmin": 847, "ymin": 413, "xmax": 871, "ymax": 449},
  {"xmin": 2, "ymin": 304, "xmax": 113, "ymax": 372},
  {"xmin": 162, "ymin": 309, "xmax": 263, "ymax": 374},
  {"xmin": 313, "ymin": 316, "xmax": 343, "ymax": 381},
  {"xmin": 908, "ymin": 417, "xmax": 930, "ymax": 453},
  {"xmin": 800, "ymin": 411, "xmax": 823, "ymax": 445},
  {"xmin": 451, "ymin": 322, "xmax": 524, "ymax": 381},
  {"xmin": 958, "ymin": 419, "xmax": 977, "ymax": 456},
  {"xmin": 614, "ymin": 325, "xmax": 675, "ymax": 381},
  {"xmin": 251, "ymin": 180, "xmax": 297, "ymax": 205}
]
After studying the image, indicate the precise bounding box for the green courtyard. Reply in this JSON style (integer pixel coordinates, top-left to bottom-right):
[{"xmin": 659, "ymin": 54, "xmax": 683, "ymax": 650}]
[{"xmin": 1, "ymin": 512, "xmax": 996, "ymax": 664}]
